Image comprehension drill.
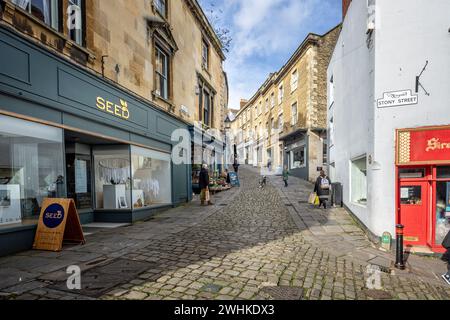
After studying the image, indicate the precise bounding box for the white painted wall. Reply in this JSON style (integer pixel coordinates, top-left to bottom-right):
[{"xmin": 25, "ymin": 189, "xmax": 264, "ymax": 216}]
[
  {"xmin": 328, "ymin": 0, "xmax": 450, "ymax": 237},
  {"xmin": 328, "ymin": 0, "xmax": 375, "ymax": 229}
]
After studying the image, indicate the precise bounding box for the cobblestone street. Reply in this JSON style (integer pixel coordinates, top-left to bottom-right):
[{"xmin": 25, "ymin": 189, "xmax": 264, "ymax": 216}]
[{"xmin": 1, "ymin": 167, "xmax": 450, "ymax": 300}]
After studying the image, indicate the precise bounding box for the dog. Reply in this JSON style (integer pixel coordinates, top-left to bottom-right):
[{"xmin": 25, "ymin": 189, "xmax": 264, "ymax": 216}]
[{"xmin": 259, "ymin": 176, "xmax": 267, "ymax": 189}]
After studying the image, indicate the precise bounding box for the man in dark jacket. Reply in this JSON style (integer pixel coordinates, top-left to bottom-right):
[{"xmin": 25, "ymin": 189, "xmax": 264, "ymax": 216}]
[
  {"xmin": 314, "ymin": 170, "xmax": 331, "ymax": 209},
  {"xmin": 199, "ymin": 164, "xmax": 212, "ymax": 206}
]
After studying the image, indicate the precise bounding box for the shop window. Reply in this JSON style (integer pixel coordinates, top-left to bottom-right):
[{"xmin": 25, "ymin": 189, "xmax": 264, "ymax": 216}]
[
  {"xmin": 93, "ymin": 146, "xmax": 131, "ymax": 210},
  {"xmin": 131, "ymin": 146, "xmax": 172, "ymax": 208},
  {"xmin": 68, "ymin": 0, "xmax": 85, "ymax": 46},
  {"xmin": 12, "ymin": 0, "xmax": 60, "ymax": 30},
  {"xmin": 399, "ymin": 168, "xmax": 425, "ymax": 179},
  {"xmin": 437, "ymin": 167, "xmax": 450, "ymax": 179},
  {"xmin": 351, "ymin": 157, "xmax": 367, "ymax": 206},
  {"xmin": 290, "ymin": 146, "xmax": 305, "ymax": 169},
  {"xmin": 0, "ymin": 115, "xmax": 64, "ymax": 225},
  {"xmin": 436, "ymin": 181, "xmax": 450, "ymax": 244},
  {"xmin": 400, "ymin": 186, "xmax": 422, "ymax": 205}
]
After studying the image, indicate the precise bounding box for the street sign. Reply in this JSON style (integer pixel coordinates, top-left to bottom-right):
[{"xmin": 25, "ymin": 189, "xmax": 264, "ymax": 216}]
[
  {"xmin": 33, "ymin": 198, "xmax": 85, "ymax": 252},
  {"xmin": 377, "ymin": 90, "xmax": 418, "ymax": 108}
]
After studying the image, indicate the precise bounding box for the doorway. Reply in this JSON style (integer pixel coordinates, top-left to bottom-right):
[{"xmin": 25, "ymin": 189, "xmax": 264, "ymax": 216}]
[{"xmin": 399, "ymin": 180, "xmax": 428, "ymax": 246}]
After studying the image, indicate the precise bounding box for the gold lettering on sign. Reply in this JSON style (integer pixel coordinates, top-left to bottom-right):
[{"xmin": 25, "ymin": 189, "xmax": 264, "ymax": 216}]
[
  {"xmin": 426, "ymin": 138, "xmax": 450, "ymax": 152},
  {"xmin": 96, "ymin": 97, "xmax": 130, "ymax": 120}
]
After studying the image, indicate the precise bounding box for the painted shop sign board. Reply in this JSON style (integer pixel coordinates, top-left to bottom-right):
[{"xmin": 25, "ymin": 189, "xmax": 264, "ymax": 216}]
[
  {"xmin": 229, "ymin": 172, "xmax": 240, "ymax": 187},
  {"xmin": 397, "ymin": 126, "xmax": 450, "ymax": 165},
  {"xmin": 33, "ymin": 198, "xmax": 85, "ymax": 252},
  {"xmin": 377, "ymin": 90, "xmax": 418, "ymax": 108}
]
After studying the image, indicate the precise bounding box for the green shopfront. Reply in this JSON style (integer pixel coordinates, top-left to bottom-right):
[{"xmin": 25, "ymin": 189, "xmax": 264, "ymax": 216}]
[{"xmin": 0, "ymin": 27, "xmax": 192, "ymax": 256}]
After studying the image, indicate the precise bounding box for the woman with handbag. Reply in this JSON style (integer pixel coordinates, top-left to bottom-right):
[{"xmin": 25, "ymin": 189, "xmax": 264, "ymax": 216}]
[
  {"xmin": 314, "ymin": 170, "xmax": 331, "ymax": 209},
  {"xmin": 199, "ymin": 164, "xmax": 213, "ymax": 206}
]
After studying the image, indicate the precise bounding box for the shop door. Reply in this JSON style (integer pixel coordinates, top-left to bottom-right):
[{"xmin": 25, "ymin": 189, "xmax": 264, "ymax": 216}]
[{"xmin": 399, "ymin": 181, "xmax": 428, "ymax": 246}]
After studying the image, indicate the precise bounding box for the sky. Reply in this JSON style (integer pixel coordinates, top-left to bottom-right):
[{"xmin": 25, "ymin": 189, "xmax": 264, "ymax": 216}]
[{"xmin": 198, "ymin": 0, "xmax": 342, "ymax": 111}]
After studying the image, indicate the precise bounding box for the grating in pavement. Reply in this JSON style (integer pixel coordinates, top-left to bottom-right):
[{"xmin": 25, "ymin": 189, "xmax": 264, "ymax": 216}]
[
  {"xmin": 363, "ymin": 289, "xmax": 393, "ymax": 300},
  {"xmin": 47, "ymin": 259, "xmax": 155, "ymax": 298},
  {"xmin": 260, "ymin": 286, "xmax": 303, "ymax": 300}
]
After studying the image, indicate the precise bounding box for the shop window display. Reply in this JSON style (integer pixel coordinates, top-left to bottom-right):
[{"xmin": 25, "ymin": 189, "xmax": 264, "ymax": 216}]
[
  {"xmin": 93, "ymin": 146, "xmax": 131, "ymax": 210},
  {"xmin": 131, "ymin": 146, "xmax": 171, "ymax": 207},
  {"xmin": 436, "ymin": 180, "xmax": 450, "ymax": 244},
  {"xmin": 0, "ymin": 115, "xmax": 64, "ymax": 225},
  {"xmin": 351, "ymin": 156, "xmax": 367, "ymax": 206}
]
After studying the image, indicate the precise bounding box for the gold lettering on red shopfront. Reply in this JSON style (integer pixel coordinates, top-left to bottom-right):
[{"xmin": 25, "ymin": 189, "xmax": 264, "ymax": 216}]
[{"xmin": 426, "ymin": 138, "xmax": 450, "ymax": 152}]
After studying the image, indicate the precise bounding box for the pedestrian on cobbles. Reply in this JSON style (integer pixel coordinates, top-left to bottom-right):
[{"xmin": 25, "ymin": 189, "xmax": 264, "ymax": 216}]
[
  {"xmin": 267, "ymin": 158, "xmax": 272, "ymax": 172},
  {"xmin": 233, "ymin": 160, "xmax": 240, "ymax": 173},
  {"xmin": 199, "ymin": 164, "xmax": 213, "ymax": 206},
  {"xmin": 314, "ymin": 170, "xmax": 331, "ymax": 209},
  {"xmin": 282, "ymin": 166, "xmax": 289, "ymax": 187},
  {"xmin": 442, "ymin": 231, "xmax": 450, "ymax": 285}
]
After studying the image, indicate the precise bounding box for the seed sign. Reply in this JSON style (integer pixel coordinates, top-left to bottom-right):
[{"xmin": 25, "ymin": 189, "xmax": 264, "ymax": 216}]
[{"xmin": 33, "ymin": 198, "xmax": 85, "ymax": 252}]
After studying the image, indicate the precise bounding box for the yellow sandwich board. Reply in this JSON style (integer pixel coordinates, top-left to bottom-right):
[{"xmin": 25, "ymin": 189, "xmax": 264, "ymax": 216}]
[{"xmin": 33, "ymin": 198, "xmax": 86, "ymax": 252}]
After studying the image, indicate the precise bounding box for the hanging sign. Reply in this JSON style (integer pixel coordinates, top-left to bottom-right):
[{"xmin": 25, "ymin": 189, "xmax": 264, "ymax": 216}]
[
  {"xmin": 377, "ymin": 90, "xmax": 418, "ymax": 108},
  {"xmin": 33, "ymin": 198, "xmax": 85, "ymax": 252}
]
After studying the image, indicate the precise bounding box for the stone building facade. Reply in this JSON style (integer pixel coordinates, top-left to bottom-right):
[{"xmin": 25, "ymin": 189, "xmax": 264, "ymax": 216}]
[
  {"xmin": 0, "ymin": 0, "xmax": 228, "ymax": 130},
  {"xmin": 230, "ymin": 25, "xmax": 340, "ymax": 182}
]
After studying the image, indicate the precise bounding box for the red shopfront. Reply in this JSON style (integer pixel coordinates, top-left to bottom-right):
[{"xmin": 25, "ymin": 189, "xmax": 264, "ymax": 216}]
[{"xmin": 396, "ymin": 126, "xmax": 450, "ymax": 253}]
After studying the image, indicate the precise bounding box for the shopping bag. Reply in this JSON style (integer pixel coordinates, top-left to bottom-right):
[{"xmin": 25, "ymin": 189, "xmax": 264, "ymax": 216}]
[
  {"xmin": 314, "ymin": 196, "xmax": 320, "ymax": 206},
  {"xmin": 205, "ymin": 189, "xmax": 210, "ymax": 202},
  {"xmin": 308, "ymin": 192, "xmax": 317, "ymax": 204}
]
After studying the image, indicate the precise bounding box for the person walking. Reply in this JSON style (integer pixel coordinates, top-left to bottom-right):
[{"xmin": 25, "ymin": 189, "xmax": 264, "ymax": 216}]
[
  {"xmin": 233, "ymin": 160, "xmax": 240, "ymax": 173},
  {"xmin": 282, "ymin": 166, "xmax": 289, "ymax": 187},
  {"xmin": 199, "ymin": 164, "xmax": 213, "ymax": 206},
  {"xmin": 267, "ymin": 158, "xmax": 272, "ymax": 172},
  {"xmin": 314, "ymin": 170, "xmax": 331, "ymax": 209}
]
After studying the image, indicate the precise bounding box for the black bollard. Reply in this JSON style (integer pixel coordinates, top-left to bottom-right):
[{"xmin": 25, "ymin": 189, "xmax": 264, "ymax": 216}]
[{"xmin": 395, "ymin": 224, "xmax": 406, "ymax": 270}]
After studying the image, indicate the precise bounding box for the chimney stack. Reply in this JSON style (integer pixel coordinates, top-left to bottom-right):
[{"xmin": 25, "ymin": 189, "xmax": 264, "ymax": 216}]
[
  {"xmin": 342, "ymin": 0, "xmax": 352, "ymax": 19},
  {"xmin": 240, "ymin": 99, "xmax": 248, "ymax": 109}
]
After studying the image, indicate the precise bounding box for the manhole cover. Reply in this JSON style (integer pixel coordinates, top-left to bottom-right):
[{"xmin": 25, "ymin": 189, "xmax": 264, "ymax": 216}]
[
  {"xmin": 363, "ymin": 289, "xmax": 393, "ymax": 300},
  {"xmin": 48, "ymin": 259, "xmax": 154, "ymax": 298},
  {"xmin": 260, "ymin": 286, "xmax": 303, "ymax": 300}
]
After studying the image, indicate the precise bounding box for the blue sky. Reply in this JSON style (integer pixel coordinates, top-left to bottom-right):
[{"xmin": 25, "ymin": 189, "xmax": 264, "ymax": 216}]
[{"xmin": 199, "ymin": 0, "xmax": 342, "ymax": 110}]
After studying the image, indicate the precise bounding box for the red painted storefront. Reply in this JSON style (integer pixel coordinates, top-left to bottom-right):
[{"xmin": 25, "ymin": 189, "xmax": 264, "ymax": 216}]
[{"xmin": 396, "ymin": 126, "xmax": 450, "ymax": 253}]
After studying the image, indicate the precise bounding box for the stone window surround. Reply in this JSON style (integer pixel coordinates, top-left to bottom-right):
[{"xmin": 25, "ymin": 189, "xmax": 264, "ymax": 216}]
[
  {"xmin": 152, "ymin": 0, "xmax": 169, "ymax": 21},
  {"xmin": 197, "ymin": 73, "xmax": 216, "ymax": 129},
  {"xmin": 1, "ymin": 0, "xmax": 95, "ymax": 64},
  {"xmin": 151, "ymin": 32, "xmax": 175, "ymax": 111}
]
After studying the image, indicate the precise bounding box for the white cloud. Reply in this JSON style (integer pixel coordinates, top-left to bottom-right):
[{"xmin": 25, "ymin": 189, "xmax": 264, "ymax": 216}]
[{"xmin": 200, "ymin": 0, "xmax": 340, "ymax": 110}]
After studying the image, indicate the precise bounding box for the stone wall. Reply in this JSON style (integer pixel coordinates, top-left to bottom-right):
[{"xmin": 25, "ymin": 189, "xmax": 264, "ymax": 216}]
[{"xmin": 0, "ymin": 0, "xmax": 227, "ymax": 130}]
